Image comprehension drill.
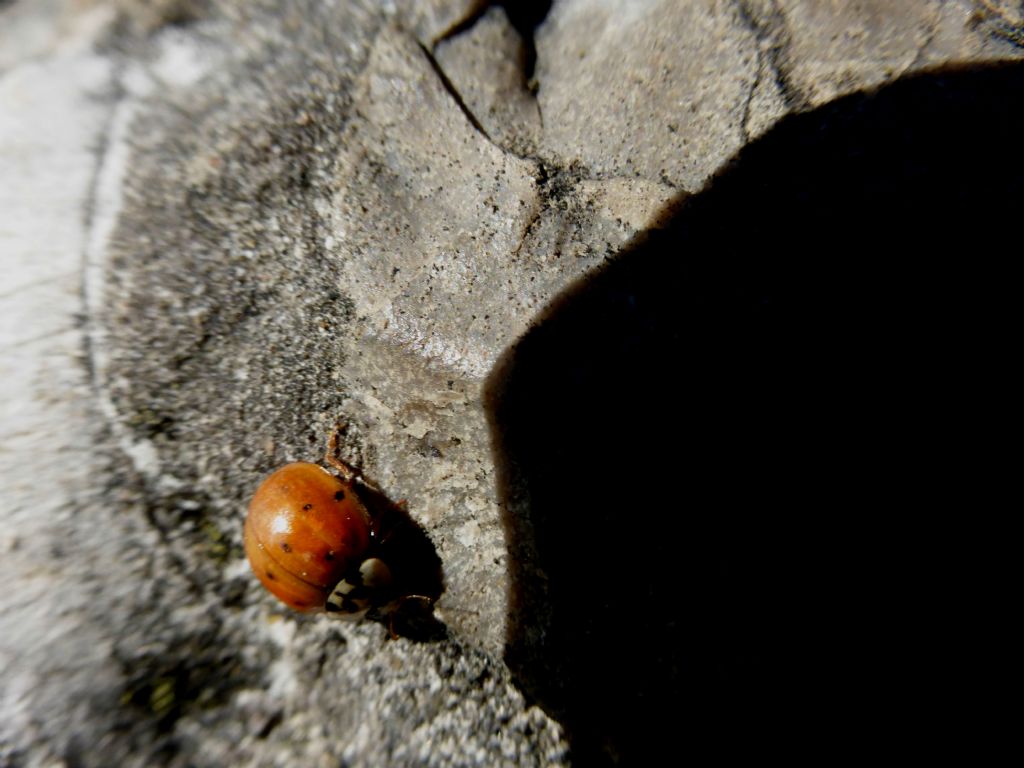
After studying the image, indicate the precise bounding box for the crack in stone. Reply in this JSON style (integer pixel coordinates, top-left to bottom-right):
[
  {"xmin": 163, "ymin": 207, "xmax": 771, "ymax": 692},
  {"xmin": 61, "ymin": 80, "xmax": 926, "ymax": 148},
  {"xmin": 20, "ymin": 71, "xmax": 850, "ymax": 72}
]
[
  {"xmin": 974, "ymin": 0, "xmax": 1024, "ymax": 47},
  {"xmin": 907, "ymin": 3, "xmax": 944, "ymax": 73},
  {"xmin": 509, "ymin": 162, "xmax": 654, "ymax": 263},
  {"xmin": 510, "ymin": 196, "xmax": 543, "ymax": 261},
  {"xmin": 739, "ymin": 46, "xmax": 763, "ymax": 145},
  {"xmin": 79, "ymin": 61, "xmax": 126, "ymax": 395},
  {"xmin": 416, "ymin": 39, "xmax": 494, "ymax": 143},
  {"xmin": 505, "ymin": 1, "xmax": 550, "ymax": 133},
  {"xmin": 431, "ymin": 1, "xmax": 491, "ymax": 45},
  {"xmin": 417, "ymin": 3, "xmax": 548, "ymax": 160},
  {"xmin": 735, "ymin": 0, "xmax": 809, "ymax": 112}
]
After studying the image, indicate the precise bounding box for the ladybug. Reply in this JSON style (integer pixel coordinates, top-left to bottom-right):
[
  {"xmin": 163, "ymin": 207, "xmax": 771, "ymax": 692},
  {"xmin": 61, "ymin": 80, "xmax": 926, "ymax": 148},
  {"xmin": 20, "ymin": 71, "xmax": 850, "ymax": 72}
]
[{"xmin": 244, "ymin": 432, "xmax": 397, "ymax": 619}]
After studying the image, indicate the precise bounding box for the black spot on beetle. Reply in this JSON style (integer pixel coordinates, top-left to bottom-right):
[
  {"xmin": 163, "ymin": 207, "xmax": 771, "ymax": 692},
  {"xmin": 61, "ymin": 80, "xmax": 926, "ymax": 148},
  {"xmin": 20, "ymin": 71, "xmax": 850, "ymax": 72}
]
[
  {"xmin": 280, "ymin": 542, "xmax": 292, "ymax": 553},
  {"xmin": 334, "ymin": 489, "xmax": 346, "ymax": 501},
  {"xmin": 265, "ymin": 569, "xmax": 276, "ymax": 581},
  {"xmin": 302, "ymin": 503, "xmax": 313, "ymax": 511}
]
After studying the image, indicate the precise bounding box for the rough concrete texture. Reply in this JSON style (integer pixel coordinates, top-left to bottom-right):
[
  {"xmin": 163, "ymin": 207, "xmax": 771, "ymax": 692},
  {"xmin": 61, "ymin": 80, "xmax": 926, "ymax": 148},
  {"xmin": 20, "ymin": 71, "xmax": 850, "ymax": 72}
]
[
  {"xmin": 2, "ymin": 0, "xmax": 1022, "ymax": 765},
  {"xmin": 740, "ymin": 0, "xmax": 1024, "ymax": 109},
  {"xmin": 535, "ymin": 0, "xmax": 761, "ymax": 189},
  {"xmin": 434, "ymin": 6, "xmax": 543, "ymax": 156}
]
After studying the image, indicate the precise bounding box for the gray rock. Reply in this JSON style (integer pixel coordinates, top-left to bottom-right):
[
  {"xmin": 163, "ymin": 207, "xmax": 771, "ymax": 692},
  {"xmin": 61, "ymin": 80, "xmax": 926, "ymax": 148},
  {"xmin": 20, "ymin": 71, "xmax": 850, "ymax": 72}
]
[
  {"xmin": 434, "ymin": 6, "xmax": 543, "ymax": 156},
  {"xmin": 2, "ymin": 0, "xmax": 1020, "ymax": 764},
  {"xmin": 535, "ymin": 0, "xmax": 760, "ymax": 191}
]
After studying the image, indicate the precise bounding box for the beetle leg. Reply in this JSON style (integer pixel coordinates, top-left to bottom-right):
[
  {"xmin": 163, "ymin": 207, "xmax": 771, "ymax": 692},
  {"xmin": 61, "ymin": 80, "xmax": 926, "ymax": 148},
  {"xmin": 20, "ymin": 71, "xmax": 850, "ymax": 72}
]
[
  {"xmin": 325, "ymin": 424, "xmax": 358, "ymax": 483},
  {"xmin": 385, "ymin": 595, "xmax": 441, "ymax": 640},
  {"xmin": 326, "ymin": 423, "xmax": 387, "ymax": 494}
]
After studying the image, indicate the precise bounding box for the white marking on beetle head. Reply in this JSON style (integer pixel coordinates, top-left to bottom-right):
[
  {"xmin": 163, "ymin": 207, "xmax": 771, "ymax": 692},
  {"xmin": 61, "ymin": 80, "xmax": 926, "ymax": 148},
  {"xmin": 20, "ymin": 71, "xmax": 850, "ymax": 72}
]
[{"xmin": 359, "ymin": 557, "xmax": 392, "ymax": 588}]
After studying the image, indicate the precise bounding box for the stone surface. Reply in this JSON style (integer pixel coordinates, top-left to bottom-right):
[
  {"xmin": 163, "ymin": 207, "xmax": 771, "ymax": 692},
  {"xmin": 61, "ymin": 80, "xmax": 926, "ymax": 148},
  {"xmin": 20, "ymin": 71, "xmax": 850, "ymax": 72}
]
[
  {"xmin": 535, "ymin": 0, "xmax": 761, "ymax": 191},
  {"xmin": 393, "ymin": 0, "xmax": 487, "ymax": 45},
  {"xmin": 434, "ymin": 6, "xmax": 543, "ymax": 156},
  {"xmin": 2, "ymin": 0, "xmax": 1021, "ymax": 765},
  {"xmin": 749, "ymin": 0, "xmax": 941, "ymax": 107}
]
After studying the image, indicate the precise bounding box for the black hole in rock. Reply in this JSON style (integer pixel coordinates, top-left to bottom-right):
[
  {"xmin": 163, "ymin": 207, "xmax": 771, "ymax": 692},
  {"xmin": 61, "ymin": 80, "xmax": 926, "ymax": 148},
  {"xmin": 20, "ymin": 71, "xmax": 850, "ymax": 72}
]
[{"xmin": 487, "ymin": 63, "xmax": 1021, "ymax": 764}]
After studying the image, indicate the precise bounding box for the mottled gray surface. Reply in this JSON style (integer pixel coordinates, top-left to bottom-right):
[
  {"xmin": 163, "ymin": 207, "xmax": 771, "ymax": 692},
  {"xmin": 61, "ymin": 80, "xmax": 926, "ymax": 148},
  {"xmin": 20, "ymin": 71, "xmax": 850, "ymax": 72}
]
[{"xmin": 2, "ymin": 0, "xmax": 1021, "ymax": 765}]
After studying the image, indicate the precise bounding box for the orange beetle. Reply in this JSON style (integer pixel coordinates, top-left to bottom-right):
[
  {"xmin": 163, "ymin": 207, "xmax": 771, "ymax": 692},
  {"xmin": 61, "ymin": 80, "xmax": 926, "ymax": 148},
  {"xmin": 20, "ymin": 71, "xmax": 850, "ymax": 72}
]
[{"xmin": 244, "ymin": 435, "xmax": 394, "ymax": 617}]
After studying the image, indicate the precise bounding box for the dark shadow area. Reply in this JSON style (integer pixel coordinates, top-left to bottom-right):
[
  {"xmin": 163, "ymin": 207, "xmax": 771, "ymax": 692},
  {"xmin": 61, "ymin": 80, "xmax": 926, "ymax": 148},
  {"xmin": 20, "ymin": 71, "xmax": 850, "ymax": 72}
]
[
  {"xmin": 354, "ymin": 481, "xmax": 447, "ymax": 641},
  {"xmin": 495, "ymin": 0, "xmax": 553, "ymax": 80},
  {"xmin": 487, "ymin": 63, "xmax": 1021, "ymax": 764}
]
